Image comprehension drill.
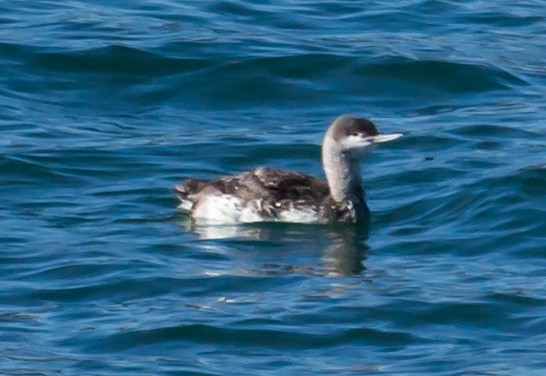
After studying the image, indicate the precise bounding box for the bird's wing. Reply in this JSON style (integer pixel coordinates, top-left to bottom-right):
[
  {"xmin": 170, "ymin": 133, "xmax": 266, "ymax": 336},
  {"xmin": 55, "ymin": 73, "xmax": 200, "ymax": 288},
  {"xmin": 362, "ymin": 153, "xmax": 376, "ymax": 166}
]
[
  {"xmin": 248, "ymin": 167, "xmax": 330, "ymax": 204},
  {"xmin": 174, "ymin": 167, "xmax": 330, "ymax": 216}
]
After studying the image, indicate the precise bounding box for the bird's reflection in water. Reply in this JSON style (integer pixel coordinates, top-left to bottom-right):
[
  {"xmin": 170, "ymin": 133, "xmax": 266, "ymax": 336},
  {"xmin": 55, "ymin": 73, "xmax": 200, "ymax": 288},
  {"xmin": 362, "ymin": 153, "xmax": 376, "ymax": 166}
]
[
  {"xmin": 322, "ymin": 225, "xmax": 369, "ymax": 276},
  {"xmin": 180, "ymin": 218, "xmax": 370, "ymax": 277}
]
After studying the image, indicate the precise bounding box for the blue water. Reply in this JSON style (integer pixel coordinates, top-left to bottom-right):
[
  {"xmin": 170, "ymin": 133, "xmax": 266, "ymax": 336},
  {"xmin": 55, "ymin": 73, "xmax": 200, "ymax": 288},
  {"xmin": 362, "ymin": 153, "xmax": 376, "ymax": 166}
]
[{"xmin": 1, "ymin": 1, "xmax": 545, "ymax": 375}]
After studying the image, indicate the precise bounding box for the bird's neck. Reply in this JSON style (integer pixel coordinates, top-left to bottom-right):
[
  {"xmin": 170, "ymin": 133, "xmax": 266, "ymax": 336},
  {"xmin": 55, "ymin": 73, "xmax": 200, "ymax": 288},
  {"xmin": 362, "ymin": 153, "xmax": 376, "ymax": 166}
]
[{"xmin": 322, "ymin": 139, "xmax": 364, "ymax": 204}]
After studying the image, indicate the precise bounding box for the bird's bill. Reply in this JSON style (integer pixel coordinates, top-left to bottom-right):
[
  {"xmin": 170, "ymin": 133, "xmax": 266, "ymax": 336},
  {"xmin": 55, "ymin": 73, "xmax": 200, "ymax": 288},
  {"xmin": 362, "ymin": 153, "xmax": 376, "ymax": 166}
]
[{"xmin": 370, "ymin": 133, "xmax": 403, "ymax": 143}]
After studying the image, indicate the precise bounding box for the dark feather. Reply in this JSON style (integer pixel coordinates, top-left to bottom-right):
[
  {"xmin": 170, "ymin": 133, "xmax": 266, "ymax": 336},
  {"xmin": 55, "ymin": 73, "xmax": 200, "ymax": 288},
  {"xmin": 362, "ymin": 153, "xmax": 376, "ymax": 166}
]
[{"xmin": 175, "ymin": 167, "xmax": 366, "ymax": 222}]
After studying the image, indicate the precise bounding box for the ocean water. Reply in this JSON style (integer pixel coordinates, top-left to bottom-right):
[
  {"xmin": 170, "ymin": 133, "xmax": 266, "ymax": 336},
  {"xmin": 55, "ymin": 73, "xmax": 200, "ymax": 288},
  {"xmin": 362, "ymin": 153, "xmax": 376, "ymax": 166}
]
[{"xmin": 1, "ymin": 1, "xmax": 545, "ymax": 374}]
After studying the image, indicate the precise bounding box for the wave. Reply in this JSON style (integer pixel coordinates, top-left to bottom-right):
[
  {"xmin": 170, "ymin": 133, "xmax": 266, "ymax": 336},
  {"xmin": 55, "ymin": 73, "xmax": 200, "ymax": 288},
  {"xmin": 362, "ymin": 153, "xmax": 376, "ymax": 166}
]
[
  {"xmin": 32, "ymin": 45, "xmax": 211, "ymax": 76},
  {"xmin": 87, "ymin": 323, "xmax": 417, "ymax": 352},
  {"xmin": 2, "ymin": 41, "xmax": 525, "ymax": 90}
]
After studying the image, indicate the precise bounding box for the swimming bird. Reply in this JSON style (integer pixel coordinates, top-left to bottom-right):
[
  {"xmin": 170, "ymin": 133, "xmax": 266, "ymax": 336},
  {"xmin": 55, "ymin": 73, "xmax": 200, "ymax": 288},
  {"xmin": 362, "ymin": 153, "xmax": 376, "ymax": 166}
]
[{"xmin": 175, "ymin": 115, "xmax": 402, "ymax": 224}]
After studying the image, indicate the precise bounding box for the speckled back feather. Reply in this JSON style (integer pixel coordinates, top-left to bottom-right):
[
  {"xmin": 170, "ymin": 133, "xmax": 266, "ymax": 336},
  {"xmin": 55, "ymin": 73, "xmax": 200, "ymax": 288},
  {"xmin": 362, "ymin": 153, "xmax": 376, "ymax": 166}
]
[{"xmin": 174, "ymin": 167, "xmax": 364, "ymax": 222}]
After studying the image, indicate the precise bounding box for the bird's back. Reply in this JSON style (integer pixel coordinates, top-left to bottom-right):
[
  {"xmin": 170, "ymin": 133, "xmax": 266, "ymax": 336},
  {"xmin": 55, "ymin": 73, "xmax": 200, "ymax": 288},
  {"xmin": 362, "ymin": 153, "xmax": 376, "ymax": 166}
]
[{"xmin": 175, "ymin": 167, "xmax": 340, "ymax": 223}]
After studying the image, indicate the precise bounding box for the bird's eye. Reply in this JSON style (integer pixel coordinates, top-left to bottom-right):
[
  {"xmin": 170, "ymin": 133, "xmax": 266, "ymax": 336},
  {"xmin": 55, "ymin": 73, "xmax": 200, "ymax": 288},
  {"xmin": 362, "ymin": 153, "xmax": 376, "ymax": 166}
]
[{"xmin": 351, "ymin": 132, "xmax": 360, "ymax": 137}]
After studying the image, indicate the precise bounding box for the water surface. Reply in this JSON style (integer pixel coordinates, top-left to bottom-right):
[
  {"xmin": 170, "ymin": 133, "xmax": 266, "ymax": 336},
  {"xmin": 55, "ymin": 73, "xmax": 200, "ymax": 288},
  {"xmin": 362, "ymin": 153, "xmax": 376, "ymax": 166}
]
[{"xmin": 1, "ymin": 1, "xmax": 545, "ymax": 375}]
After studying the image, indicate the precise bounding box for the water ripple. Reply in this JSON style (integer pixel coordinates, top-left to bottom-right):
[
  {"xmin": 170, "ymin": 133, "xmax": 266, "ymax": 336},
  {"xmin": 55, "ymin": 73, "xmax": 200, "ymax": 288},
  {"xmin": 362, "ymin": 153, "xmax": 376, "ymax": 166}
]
[
  {"xmin": 89, "ymin": 324, "xmax": 418, "ymax": 352},
  {"xmin": 2, "ymin": 0, "xmax": 546, "ymax": 375}
]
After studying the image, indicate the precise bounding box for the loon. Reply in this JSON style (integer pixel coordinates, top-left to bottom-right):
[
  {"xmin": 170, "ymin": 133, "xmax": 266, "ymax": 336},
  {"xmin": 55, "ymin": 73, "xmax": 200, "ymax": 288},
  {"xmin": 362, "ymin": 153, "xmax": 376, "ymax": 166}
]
[{"xmin": 175, "ymin": 115, "xmax": 402, "ymax": 224}]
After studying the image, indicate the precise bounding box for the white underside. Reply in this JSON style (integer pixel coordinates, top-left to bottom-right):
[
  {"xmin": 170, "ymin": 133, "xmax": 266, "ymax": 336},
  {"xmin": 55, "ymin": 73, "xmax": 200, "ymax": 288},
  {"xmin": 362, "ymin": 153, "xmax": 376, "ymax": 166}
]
[{"xmin": 179, "ymin": 194, "xmax": 320, "ymax": 224}]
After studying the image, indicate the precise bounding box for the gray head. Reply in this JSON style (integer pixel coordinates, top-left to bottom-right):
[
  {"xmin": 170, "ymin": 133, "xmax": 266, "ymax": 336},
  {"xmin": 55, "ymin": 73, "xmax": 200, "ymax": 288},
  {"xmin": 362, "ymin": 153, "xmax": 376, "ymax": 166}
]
[{"xmin": 326, "ymin": 115, "xmax": 402, "ymax": 158}]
